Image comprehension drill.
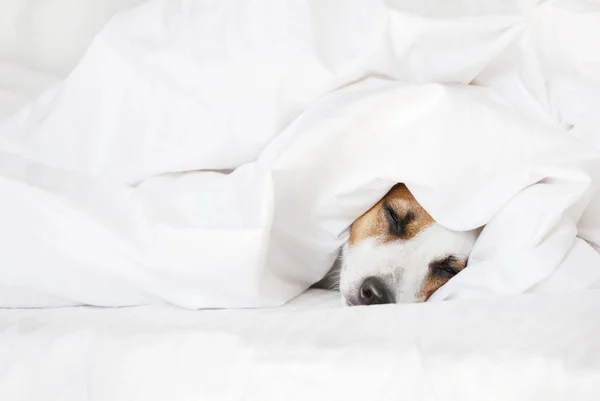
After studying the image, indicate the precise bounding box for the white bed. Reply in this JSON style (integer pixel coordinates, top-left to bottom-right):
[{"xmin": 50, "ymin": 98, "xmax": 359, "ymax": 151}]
[
  {"xmin": 2, "ymin": 1, "xmax": 600, "ymax": 400},
  {"xmin": 2, "ymin": 288, "xmax": 600, "ymax": 400}
]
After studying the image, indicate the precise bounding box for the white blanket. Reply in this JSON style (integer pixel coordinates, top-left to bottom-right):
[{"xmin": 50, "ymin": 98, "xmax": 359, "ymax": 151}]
[
  {"xmin": 1, "ymin": 0, "xmax": 600, "ymax": 308},
  {"xmin": 2, "ymin": 289, "xmax": 600, "ymax": 400}
]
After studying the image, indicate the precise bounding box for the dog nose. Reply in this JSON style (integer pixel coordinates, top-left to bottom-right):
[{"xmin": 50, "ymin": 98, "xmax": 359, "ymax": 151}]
[{"xmin": 357, "ymin": 277, "xmax": 393, "ymax": 305}]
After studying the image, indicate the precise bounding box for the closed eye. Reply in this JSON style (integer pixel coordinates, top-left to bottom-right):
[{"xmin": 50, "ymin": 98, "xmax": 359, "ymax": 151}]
[
  {"xmin": 383, "ymin": 203, "xmax": 413, "ymax": 237},
  {"xmin": 430, "ymin": 256, "xmax": 460, "ymax": 278}
]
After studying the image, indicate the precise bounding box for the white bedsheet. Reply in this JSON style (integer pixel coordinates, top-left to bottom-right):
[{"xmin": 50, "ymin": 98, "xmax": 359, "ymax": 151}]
[
  {"xmin": 1, "ymin": 288, "xmax": 600, "ymax": 400},
  {"xmin": 2, "ymin": 1, "xmax": 600, "ymax": 399},
  {"xmin": 1, "ymin": 0, "xmax": 600, "ymax": 309},
  {"xmin": 0, "ymin": 0, "xmax": 145, "ymax": 120}
]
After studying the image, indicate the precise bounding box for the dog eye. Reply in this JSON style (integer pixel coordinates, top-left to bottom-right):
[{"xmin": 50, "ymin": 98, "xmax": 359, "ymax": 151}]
[
  {"xmin": 384, "ymin": 204, "xmax": 413, "ymax": 237},
  {"xmin": 430, "ymin": 257, "xmax": 459, "ymax": 278}
]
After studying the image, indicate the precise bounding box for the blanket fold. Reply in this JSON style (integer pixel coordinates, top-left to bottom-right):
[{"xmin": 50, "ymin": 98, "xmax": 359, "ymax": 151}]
[{"xmin": 1, "ymin": 0, "xmax": 599, "ymax": 308}]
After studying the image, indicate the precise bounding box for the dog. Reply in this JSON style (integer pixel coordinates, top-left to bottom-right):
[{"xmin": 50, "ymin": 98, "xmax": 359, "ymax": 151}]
[{"xmin": 339, "ymin": 184, "xmax": 479, "ymax": 306}]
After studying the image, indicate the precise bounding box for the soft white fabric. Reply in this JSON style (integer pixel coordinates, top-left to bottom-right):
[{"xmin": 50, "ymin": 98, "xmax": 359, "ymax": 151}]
[
  {"xmin": 0, "ymin": 0, "xmax": 145, "ymax": 120},
  {"xmin": 0, "ymin": 0, "xmax": 146, "ymax": 77},
  {"xmin": 1, "ymin": 288, "xmax": 600, "ymax": 401},
  {"xmin": 0, "ymin": 0, "xmax": 600, "ymax": 308}
]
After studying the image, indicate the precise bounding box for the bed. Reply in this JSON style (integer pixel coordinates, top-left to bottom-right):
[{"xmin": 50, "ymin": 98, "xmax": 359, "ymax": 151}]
[
  {"xmin": 1, "ymin": 1, "xmax": 600, "ymax": 399},
  {"xmin": 2, "ymin": 289, "xmax": 600, "ymax": 400}
]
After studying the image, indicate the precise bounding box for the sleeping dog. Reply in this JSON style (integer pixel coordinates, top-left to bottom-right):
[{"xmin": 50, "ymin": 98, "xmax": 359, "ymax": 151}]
[{"xmin": 340, "ymin": 184, "xmax": 479, "ymax": 306}]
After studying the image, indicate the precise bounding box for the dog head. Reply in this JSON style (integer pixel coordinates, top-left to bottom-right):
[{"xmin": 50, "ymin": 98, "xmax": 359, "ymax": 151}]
[{"xmin": 340, "ymin": 184, "xmax": 479, "ymax": 306}]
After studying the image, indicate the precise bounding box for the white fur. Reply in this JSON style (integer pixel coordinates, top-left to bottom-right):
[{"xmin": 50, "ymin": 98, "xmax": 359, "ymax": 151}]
[{"xmin": 340, "ymin": 223, "xmax": 478, "ymax": 304}]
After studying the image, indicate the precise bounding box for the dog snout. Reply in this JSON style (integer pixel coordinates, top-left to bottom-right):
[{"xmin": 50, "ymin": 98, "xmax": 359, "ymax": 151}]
[{"xmin": 355, "ymin": 276, "xmax": 394, "ymax": 306}]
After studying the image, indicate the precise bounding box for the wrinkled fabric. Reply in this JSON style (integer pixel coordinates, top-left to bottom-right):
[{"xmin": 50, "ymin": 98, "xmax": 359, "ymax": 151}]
[
  {"xmin": 1, "ymin": 289, "xmax": 600, "ymax": 401},
  {"xmin": 0, "ymin": 0, "xmax": 599, "ymax": 308}
]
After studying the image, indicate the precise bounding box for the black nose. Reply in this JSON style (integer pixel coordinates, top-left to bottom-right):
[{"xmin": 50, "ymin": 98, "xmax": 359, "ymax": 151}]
[{"xmin": 357, "ymin": 277, "xmax": 393, "ymax": 305}]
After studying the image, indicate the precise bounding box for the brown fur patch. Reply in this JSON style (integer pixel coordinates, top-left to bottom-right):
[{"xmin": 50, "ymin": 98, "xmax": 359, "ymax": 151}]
[
  {"xmin": 418, "ymin": 257, "xmax": 467, "ymax": 301},
  {"xmin": 349, "ymin": 184, "xmax": 434, "ymax": 246}
]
